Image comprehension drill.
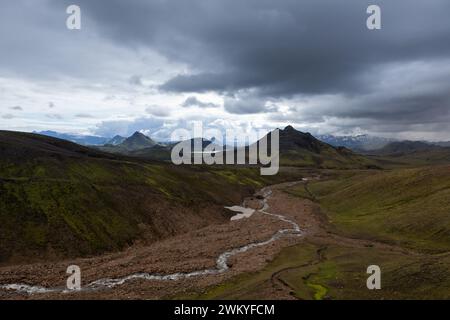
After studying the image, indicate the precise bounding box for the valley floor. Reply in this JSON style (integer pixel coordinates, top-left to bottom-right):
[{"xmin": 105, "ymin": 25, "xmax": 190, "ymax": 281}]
[{"xmin": 0, "ymin": 177, "xmax": 449, "ymax": 300}]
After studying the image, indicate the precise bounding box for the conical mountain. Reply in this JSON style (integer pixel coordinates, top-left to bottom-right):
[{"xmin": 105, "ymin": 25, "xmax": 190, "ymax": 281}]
[
  {"xmin": 255, "ymin": 125, "xmax": 377, "ymax": 169},
  {"xmin": 119, "ymin": 131, "xmax": 157, "ymax": 151}
]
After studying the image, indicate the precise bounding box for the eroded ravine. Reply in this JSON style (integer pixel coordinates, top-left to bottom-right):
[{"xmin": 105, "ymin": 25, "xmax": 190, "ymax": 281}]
[{"xmin": 0, "ymin": 184, "xmax": 304, "ymax": 295}]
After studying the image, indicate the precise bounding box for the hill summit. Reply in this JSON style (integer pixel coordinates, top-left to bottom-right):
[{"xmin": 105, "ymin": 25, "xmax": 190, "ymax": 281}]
[
  {"xmin": 119, "ymin": 131, "xmax": 157, "ymax": 151},
  {"xmin": 272, "ymin": 125, "xmax": 376, "ymax": 168}
]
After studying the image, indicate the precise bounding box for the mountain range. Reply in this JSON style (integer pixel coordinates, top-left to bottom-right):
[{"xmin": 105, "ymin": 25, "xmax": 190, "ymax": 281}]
[
  {"xmin": 29, "ymin": 127, "xmax": 450, "ymax": 169},
  {"xmin": 34, "ymin": 130, "xmax": 110, "ymax": 146},
  {"xmin": 93, "ymin": 126, "xmax": 378, "ymax": 169},
  {"xmin": 317, "ymin": 134, "xmax": 395, "ymax": 151},
  {"xmin": 36, "ymin": 129, "xmax": 450, "ymax": 153}
]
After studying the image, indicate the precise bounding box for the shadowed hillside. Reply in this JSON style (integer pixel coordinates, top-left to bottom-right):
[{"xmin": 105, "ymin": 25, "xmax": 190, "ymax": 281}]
[
  {"xmin": 0, "ymin": 131, "xmax": 295, "ymax": 264},
  {"xmin": 366, "ymin": 141, "xmax": 450, "ymax": 167},
  {"xmin": 373, "ymin": 141, "xmax": 437, "ymax": 155}
]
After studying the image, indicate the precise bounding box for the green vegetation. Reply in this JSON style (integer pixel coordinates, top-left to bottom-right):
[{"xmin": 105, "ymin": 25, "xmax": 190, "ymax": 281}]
[
  {"xmin": 306, "ymin": 283, "xmax": 328, "ymax": 300},
  {"xmin": 273, "ymin": 126, "xmax": 379, "ymax": 169},
  {"xmin": 180, "ymin": 165, "xmax": 450, "ymax": 300},
  {"xmin": 296, "ymin": 167, "xmax": 450, "ymax": 252},
  {"xmin": 2, "ymin": 130, "xmax": 449, "ymax": 299},
  {"xmin": 364, "ymin": 141, "xmax": 450, "ymax": 169},
  {"xmin": 280, "ymin": 148, "xmax": 377, "ymax": 169},
  {"xmin": 0, "ymin": 158, "xmax": 284, "ymax": 263},
  {"xmin": 368, "ymin": 152, "xmax": 450, "ymax": 169},
  {"xmin": 181, "ymin": 242, "xmax": 450, "ymax": 300},
  {"xmin": 0, "ymin": 131, "xmax": 302, "ymax": 264},
  {"xmin": 175, "ymin": 243, "xmax": 319, "ymax": 300}
]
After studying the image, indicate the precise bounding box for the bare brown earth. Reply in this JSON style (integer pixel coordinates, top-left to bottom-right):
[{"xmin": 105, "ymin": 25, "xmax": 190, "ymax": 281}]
[{"xmin": 0, "ymin": 180, "xmax": 433, "ymax": 300}]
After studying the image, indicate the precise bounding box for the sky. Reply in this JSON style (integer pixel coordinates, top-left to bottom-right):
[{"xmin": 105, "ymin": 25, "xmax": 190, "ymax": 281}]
[{"xmin": 1, "ymin": 0, "xmax": 450, "ymax": 141}]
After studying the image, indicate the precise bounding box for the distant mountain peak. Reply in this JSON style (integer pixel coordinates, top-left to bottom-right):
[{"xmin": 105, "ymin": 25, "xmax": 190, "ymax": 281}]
[
  {"xmin": 252, "ymin": 126, "xmax": 377, "ymax": 169},
  {"xmin": 119, "ymin": 131, "xmax": 156, "ymax": 151},
  {"xmin": 281, "ymin": 125, "xmax": 314, "ymax": 137},
  {"xmin": 276, "ymin": 125, "xmax": 327, "ymax": 154},
  {"xmin": 131, "ymin": 131, "xmax": 146, "ymax": 137},
  {"xmin": 34, "ymin": 130, "xmax": 110, "ymax": 146},
  {"xmin": 106, "ymin": 135, "xmax": 126, "ymax": 146},
  {"xmin": 283, "ymin": 125, "xmax": 296, "ymax": 131},
  {"xmin": 127, "ymin": 131, "xmax": 152, "ymax": 140}
]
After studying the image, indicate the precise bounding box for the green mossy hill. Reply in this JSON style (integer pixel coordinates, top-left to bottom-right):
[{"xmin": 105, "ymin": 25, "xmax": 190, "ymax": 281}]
[
  {"xmin": 268, "ymin": 126, "xmax": 378, "ymax": 169},
  {"xmin": 183, "ymin": 242, "xmax": 450, "ymax": 300},
  {"xmin": 298, "ymin": 166, "xmax": 450, "ymax": 252},
  {"xmin": 0, "ymin": 131, "xmax": 296, "ymax": 264}
]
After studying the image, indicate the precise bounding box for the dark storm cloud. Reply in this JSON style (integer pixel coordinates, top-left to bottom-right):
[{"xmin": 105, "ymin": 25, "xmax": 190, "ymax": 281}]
[
  {"xmin": 268, "ymin": 58, "xmax": 450, "ymax": 139},
  {"xmin": 278, "ymin": 60, "xmax": 450, "ymax": 126},
  {"xmin": 73, "ymin": 0, "xmax": 450, "ymax": 96},
  {"xmin": 60, "ymin": 0, "xmax": 450, "ymax": 138},
  {"xmin": 2, "ymin": 0, "xmax": 450, "ymax": 139}
]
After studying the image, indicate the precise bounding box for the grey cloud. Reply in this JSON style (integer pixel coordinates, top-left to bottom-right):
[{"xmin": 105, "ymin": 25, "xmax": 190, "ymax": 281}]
[
  {"xmin": 75, "ymin": 0, "xmax": 450, "ymax": 97},
  {"xmin": 270, "ymin": 59, "xmax": 450, "ymax": 138},
  {"xmin": 10, "ymin": 106, "xmax": 23, "ymax": 111},
  {"xmin": 145, "ymin": 105, "xmax": 171, "ymax": 117},
  {"xmin": 161, "ymin": 73, "xmax": 245, "ymax": 93},
  {"xmin": 67, "ymin": 0, "xmax": 450, "ymax": 136},
  {"xmin": 0, "ymin": 1, "xmax": 169, "ymax": 88},
  {"xmin": 224, "ymin": 94, "xmax": 278, "ymax": 114},
  {"xmin": 75, "ymin": 113, "xmax": 95, "ymax": 118},
  {"xmin": 2, "ymin": 1, "xmax": 450, "ymax": 140},
  {"xmin": 182, "ymin": 96, "xmax": 220, "ymax": 109},
  {"xmin": 129, "ymin": 75, "xmax": 143, "ymax": 86},
  {"xmin": 2, "ymin": 114, "xmax": 15, "ymax": 119}
]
